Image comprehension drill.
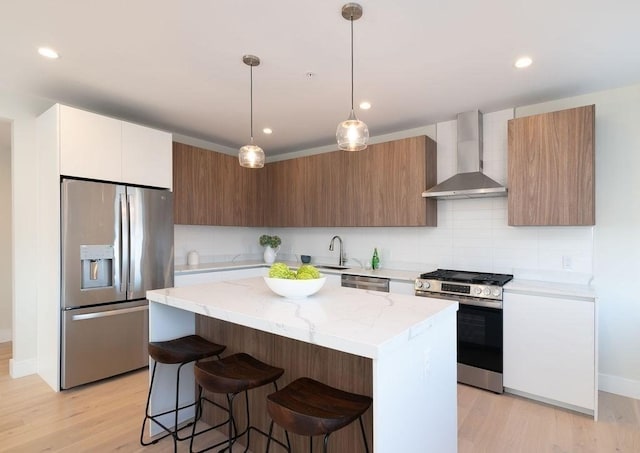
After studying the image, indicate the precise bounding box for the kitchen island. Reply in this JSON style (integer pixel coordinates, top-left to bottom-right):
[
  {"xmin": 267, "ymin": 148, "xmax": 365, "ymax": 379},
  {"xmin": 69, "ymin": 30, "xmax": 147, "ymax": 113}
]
[{"xmin": 146, "ymin": 277, "xmax": 458, "ymax": 452}]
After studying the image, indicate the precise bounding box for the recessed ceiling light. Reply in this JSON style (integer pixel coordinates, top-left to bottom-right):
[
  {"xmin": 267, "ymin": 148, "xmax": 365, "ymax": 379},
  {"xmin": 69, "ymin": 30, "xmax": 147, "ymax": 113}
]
[
  {"xmin": 38, "ymin": 47, "xmax": 59, "ymax": 59},
  {"xmin": 514, "ymin": 56, "xmax": 532, "ymax": 69},
  {"xmin": 263, "ymin": 128, "xmax": 273, "ymax": 134},
  {"xmin": 359, "ymin": 101, "xmax": 371, "ymax": 110}
]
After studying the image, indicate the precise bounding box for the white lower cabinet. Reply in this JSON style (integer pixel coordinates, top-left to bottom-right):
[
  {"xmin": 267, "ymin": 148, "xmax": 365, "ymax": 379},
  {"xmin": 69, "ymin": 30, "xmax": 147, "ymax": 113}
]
[{"xmin": 503, "ymin": 291, "xmax": 596, "ymax": 416}]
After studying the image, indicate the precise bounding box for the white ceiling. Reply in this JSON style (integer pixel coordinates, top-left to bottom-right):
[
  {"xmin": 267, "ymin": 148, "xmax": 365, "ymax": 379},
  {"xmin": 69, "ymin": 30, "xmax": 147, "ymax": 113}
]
[{"xmin": 2, "ymin": 0, "xmax": 639, "ymax": 155}]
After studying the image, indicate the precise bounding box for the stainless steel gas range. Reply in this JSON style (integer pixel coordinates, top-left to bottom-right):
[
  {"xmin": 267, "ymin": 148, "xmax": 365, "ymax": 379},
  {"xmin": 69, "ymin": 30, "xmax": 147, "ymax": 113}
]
[{"xmin": 415, "ymin": 269, "xmax": 513, "ymax": 393}]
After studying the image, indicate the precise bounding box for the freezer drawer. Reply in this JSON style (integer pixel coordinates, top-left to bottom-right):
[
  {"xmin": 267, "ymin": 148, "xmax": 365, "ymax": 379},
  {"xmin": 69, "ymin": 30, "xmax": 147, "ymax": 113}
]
[{"xmin": 61, "ymin": 300, "xmax": 149, "ymax": 389}]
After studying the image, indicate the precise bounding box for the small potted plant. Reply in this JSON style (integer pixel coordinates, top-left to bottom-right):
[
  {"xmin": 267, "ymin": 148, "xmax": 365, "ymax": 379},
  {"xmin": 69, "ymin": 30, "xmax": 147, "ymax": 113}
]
[{"xmin": 259, "ymin": 234, "xmax": 281, "ymax": 264}]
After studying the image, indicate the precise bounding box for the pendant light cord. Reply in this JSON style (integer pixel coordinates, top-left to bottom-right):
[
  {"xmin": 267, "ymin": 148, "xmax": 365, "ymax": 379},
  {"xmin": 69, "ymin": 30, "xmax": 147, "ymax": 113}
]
[
  {"xmin": 250, "ymin": 63, "xmax": 254, "ymax": 143},
  {"xmin": 350, "ymin": 15, "xmax": 354, "ymax": 112}
]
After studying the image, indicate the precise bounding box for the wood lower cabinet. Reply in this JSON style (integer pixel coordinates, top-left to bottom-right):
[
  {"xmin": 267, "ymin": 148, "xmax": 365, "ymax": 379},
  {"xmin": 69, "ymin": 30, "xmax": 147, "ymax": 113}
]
[
  {"xmin": 173, "ymin": 142, "xmax": 265, "ymax": 226},
  {"xmin": 508, "ymin": 104, "xmax": 595, "ymax": 226}
]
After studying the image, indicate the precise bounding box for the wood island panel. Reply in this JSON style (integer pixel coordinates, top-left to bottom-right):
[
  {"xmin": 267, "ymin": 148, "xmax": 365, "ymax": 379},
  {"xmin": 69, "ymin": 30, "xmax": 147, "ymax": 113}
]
[
  {"xmin": 508, "ymin": 104, "xmax": 595, "ymax": 226},
  {"xmin": 196, "ymin": 315, "xmax": 374, "ymax": 453}
]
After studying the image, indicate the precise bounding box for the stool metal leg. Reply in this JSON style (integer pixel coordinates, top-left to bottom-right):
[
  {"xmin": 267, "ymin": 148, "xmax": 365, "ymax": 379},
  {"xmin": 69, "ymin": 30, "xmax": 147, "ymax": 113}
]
[{"xmin": 141, "ymin": 360, "xmax": 204, "ymax": 453}]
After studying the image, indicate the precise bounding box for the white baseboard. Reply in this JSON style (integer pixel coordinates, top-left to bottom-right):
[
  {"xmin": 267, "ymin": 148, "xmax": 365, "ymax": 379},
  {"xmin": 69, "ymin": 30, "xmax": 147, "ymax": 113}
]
[
  {"xmin": 9, "ymin": 357, "xmax": 37, "ymax": 378},
  {"xmin": 0, "ymin": 328, "xmax": 11, "ymax": 343},
  {"xmin": 599, "ymin": 373, "xmax": 640, "ymax": 400}
]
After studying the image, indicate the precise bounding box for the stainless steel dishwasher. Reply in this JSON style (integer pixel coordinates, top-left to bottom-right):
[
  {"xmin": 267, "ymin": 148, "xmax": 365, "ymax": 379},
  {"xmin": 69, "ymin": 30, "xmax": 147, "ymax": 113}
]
[{"xmin": 341, "ymin": 274, "xmax": 390, "ymax": 292}]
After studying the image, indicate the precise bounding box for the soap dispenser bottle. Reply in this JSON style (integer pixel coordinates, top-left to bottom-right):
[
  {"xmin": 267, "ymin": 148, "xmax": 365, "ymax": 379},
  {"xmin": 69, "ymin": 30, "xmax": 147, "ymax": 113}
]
[{"xmin": 372, "ymin": 248, "xmax": 380, "ymax": 270}]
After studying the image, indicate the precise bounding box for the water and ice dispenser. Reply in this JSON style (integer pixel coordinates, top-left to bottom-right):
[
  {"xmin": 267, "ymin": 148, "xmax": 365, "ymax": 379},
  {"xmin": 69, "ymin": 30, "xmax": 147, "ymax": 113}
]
[{"xmin": 80, "ymin": 245, "xmax": 114, "ymax": 289}]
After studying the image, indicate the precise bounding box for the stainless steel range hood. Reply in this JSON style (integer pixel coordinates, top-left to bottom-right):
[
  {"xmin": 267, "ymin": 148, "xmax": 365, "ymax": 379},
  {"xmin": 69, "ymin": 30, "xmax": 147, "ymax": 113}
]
[{"xmin": 422, "ymin": 110, "xmax": 507, "ymax": 199}]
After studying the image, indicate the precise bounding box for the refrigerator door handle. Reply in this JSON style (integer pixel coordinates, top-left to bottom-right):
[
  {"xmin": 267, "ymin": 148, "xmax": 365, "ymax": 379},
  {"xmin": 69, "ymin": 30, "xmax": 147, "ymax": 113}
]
[
  {"xmin": 120, "ymin": 191, "xmax": 129, "ymax": 295},
  {"xmin": 127, "ymin": 193, "xmax": 134, "ymax": 300},
  {"xmin": 71, "ymin": 305, "xmax": 148, "ymax": 321}
]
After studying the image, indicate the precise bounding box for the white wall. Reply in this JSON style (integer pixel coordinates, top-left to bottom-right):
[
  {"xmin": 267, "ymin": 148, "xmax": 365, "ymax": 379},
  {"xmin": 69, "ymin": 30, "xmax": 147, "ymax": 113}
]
[
  {"xmin": 0, "ymin": 121, "xmax": 11, "ymax": 343},
  {"xmin": 0, "ymin": 89, "xmax": 51, "ymax": 377}
]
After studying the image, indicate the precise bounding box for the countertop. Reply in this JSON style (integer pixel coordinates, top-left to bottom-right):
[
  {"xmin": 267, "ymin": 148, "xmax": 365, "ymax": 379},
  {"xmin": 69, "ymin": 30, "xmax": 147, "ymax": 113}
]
[
  {"xmin": 505, "ymin": 279, "xmax": 596, "ymax": 300},
  {"xmin": 174, "ymin": 260, "xmax": 420, "ymax": 282},
  {"xmin": 147, "ymin": 276, "xmax": 457, "ymax": 359}
]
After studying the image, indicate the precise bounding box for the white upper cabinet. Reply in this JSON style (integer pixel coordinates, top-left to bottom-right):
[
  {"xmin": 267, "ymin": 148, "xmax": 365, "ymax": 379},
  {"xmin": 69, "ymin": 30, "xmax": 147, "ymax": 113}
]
[
  {"xmin": 122, "ymin": 121, "xmax": 172, "ymax": 189},
  {"xmin": 59, "ymin": 105, "xmax": 122, "ymax": 182},
  {"xmin": 56, "ymin": 104, "xmax": 172, "ymax": 189}
]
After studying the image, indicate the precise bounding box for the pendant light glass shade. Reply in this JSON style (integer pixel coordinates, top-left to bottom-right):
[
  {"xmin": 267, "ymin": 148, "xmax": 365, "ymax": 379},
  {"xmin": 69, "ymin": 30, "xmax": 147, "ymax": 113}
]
[
  {"xmin": 239, "ymin": 55, "xmax": 265, "ymax": 168},
  {"xmin": 238, "ymin": 143, "xmax": 265, "ymax": 168},
  {"xmin": 337, "ymin": 3, "xmax": 368, "ymax": 151},
  {"xmin": 337, "ymin": 109, "xmax": 369, "ymax": 151}
]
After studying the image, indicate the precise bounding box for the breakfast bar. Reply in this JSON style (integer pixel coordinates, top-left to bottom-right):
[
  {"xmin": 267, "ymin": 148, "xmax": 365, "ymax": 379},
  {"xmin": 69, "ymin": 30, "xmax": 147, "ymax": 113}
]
[{"xmin": 146, "ymin": 277, "xmax": 458, "ymax": 452}]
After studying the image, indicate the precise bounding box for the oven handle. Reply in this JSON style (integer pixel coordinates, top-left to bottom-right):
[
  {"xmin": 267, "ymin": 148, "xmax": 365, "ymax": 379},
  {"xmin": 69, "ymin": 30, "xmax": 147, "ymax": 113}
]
[{"xmin": 415, "ymin": 291, "xmax": 502, "ymax": 309}]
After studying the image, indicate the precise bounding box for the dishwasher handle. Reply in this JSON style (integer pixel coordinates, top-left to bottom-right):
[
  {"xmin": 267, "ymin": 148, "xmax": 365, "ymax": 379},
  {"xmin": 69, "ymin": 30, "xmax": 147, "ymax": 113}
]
[{"xmin": 341, "ymin": 274, "xmax": 390, "ymax": 292}]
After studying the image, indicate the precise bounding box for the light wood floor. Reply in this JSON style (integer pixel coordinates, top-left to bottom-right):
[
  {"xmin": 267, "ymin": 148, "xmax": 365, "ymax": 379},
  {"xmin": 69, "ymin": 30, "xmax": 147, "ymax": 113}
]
[{"xmin": 1, "ymin": 342, "xmax": 639, "ymax": 452}]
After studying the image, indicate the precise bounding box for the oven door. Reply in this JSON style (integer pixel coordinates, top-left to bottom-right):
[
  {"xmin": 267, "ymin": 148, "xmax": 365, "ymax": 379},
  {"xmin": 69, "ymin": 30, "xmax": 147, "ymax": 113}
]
[{"xmin": 457, "ymin": 303, "xmax": 503, "ymax": 393}]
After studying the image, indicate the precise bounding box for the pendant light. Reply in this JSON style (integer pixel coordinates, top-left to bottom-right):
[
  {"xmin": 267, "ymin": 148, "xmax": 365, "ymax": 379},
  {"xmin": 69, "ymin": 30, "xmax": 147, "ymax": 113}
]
[
  {"xmin": 336, "ymin": 3, "xmax": 369, "ymax": 151},
  {"xmin": 239, "ymin": 54, "xmax": 265, "ymax": 168}
]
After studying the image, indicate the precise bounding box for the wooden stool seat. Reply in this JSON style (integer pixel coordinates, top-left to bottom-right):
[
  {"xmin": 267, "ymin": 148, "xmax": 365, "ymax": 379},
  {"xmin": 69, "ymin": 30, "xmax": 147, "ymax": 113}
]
[
  {"xmin": 195, "ymin": 352, "xmax": 284, "ymax": 394},
  {"xmin": 148, "ymin": 334, "xmax": 226, "ymax": 364},
  {"xmin": 266, "ymin": 378, "xmax": 372, "ymax": 452},
  {"xmin": 191, "ymin": 353, "xmax": 285, "ymax": 453}
]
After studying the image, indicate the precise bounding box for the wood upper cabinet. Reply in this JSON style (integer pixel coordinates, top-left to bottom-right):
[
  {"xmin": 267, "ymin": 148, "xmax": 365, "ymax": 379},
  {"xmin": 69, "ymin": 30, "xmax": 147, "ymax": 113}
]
[
  {"xmin": 508, "ymin": 105, "xmax": 595, "ymax": 226},
  {"xmin": 175, "ymin": 135, "xmax": 436, "ymax": 227},
  {"xmin": 348, "ymin": 136, "xmax": 437, "ymax": 227},
  {"xmin": 265, "ymin": 135, "xmax": 437, "ymax": 227},
  {"xmin": 172, "ymin": 143, "xmax": 265, "ymax": 226}
]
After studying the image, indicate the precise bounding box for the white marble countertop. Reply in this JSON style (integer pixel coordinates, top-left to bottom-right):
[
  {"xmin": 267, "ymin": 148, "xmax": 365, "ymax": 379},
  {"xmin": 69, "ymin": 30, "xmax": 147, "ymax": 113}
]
[
  {"xmin": 175, "ymin": 260, "xmax": 420, "ymax": 282},
  {"xmin": 147, "ymin": 277, "xmax": 457, "ymax": 359},
  {"xmin": 504, "ymin": 279, "xmax": 596, "ymax": 300}
]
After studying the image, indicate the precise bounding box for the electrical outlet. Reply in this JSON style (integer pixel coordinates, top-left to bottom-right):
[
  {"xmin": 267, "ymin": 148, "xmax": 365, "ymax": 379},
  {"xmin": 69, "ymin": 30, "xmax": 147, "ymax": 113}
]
[{"xmin": 562, "ymin": 255, "xmax": 573, "ymax": 270}]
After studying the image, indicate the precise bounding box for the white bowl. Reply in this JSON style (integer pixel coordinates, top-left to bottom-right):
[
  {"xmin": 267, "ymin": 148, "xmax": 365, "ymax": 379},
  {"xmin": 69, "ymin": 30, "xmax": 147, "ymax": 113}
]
[{"xmin": 263, "ymin": 276, "xmax": 326, "ymax": 299}]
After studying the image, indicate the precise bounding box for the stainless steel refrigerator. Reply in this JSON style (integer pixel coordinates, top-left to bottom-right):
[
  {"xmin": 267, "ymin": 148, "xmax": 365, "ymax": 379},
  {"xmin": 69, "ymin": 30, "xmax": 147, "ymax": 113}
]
[{"xmin": 60, "ymin": 178, "xmax": 173, "ymax": 389}]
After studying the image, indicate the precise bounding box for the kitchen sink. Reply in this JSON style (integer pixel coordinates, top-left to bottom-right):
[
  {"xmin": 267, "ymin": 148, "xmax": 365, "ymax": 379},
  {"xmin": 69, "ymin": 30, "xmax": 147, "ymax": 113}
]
[{"xmin": 315, "ymin": 264, "xmax": 351, "ymax": 270}]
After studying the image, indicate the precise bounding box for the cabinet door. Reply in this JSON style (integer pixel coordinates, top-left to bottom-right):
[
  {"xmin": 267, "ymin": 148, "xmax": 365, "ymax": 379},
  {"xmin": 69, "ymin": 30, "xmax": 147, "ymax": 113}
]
[
  {"xmin": 59, "ymin": 105, "xmax": 122, "ymax": 181},
  {"xmin": 508, "ymin": 105, "xmax": 595, "ymax": 226},
  {"xmin": 266, "ymin": 136, "xmax": 437, "ymax": 227},
  {"xmin": 122, "ymin": 121, "xmax": 172, "ymax": 189},
  {"xmin": 173, "ymin": 143, "xmax": 265, "ymax": 226},
  {"xmin": 353, "ymin": 136, "xmax": 437, "ymax": 226},
  {"xmin": 503, "ymin": 292, "xmax": 595, "ymax": 410},
  {"xmin": 266, "ymin": 157, "xmax": 308, "ymax": 227}
]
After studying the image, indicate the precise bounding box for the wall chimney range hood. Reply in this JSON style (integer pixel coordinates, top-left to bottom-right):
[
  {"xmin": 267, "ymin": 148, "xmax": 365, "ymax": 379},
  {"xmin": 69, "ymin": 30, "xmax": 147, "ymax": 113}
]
[{"xmin": 422, "ymin": 110, "xmax": 507, "ymax": 199}]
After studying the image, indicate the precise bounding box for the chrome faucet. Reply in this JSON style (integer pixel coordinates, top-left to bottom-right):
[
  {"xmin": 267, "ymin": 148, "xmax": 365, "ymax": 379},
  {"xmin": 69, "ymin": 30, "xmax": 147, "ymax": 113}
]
[{"xmin": 329, "ymin": 235, "xmax": 345, "ymax": 266}]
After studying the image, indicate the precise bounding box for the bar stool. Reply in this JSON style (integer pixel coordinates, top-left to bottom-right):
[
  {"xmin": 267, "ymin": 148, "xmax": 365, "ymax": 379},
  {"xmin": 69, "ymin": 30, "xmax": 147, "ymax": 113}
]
[
  {"xmin": 265, "ymin": 377, "xmax": 372, "ymax": 453},
  {"xmin": 140, "ymin": 335, "xmax": 226, "ymax": 452},
  {"xmin": 190, "ymin": 352, "xmax": 285, "ymax": 453}
]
